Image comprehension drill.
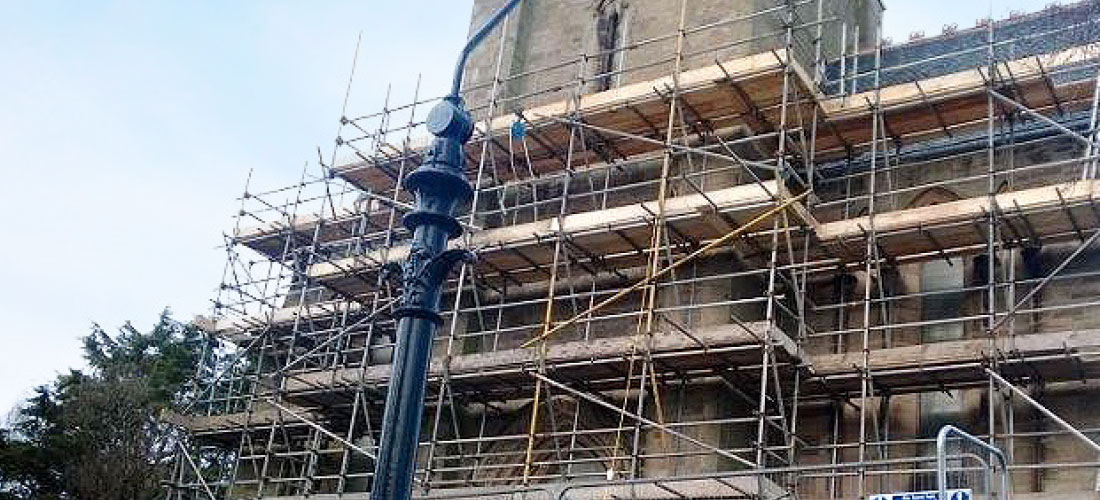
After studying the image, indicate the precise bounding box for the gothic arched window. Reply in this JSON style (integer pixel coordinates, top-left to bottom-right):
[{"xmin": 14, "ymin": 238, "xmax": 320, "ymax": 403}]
[{"xmin": 595, "ymin": 0, "xmax": 624, "ymax": 91}]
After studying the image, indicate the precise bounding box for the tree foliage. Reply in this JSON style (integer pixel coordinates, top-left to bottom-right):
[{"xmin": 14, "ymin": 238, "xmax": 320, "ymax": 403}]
[{"xmin": 0, "ymin": 311, "xmax": 203, "ymax": 500}]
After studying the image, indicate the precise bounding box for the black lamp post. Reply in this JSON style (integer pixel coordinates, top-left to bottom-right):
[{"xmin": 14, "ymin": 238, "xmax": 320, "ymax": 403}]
[{"xmin": 369, "ymin": 1, "xmax": 524, "ymax": 499}]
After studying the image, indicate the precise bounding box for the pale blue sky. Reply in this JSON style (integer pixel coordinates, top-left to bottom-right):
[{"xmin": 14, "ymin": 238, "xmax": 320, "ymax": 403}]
[
  {"xmin": 0, "ymin": 0, "xmax": 473, "ymax": 413},
  {"xmin": 0, "ymin": 0, "xmax": 1049, "ymax": 413}
]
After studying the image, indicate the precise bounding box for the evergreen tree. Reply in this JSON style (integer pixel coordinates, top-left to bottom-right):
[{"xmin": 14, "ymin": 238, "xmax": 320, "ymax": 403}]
[{"xmin": 0, "ymin": 311, "xmax": 204, "ymax": 500}]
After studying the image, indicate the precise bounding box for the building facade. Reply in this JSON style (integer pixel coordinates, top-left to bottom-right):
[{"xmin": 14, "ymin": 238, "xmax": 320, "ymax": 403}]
[{"xmin": 171, "ymin": 1, "xmax": 1100, "ymax": 499}]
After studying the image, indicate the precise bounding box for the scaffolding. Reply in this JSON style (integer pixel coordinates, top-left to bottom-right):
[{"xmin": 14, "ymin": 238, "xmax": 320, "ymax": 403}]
[{"xmin": 168, "ymin": 1, "xmax": 1100, "ymax": 499}]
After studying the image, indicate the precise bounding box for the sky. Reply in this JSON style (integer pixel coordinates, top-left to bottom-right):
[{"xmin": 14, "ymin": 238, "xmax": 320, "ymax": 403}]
[
  {"xmin": 0, "ymin": 0, "xmax": 473, "ymax": 414},
  {"xmin": 0, "ymin": 0, "xmax": 1052, "ymax": 413}
]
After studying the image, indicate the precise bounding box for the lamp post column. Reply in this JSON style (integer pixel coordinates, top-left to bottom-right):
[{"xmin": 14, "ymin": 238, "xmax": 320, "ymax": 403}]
[{"xmin": 368, "ymin": 2, "xmax": 524, "ymax": 499}]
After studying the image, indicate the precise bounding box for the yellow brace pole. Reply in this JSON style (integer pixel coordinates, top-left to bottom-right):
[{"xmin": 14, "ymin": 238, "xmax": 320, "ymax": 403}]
[{"xmin": 521, "ymin": 191, "xmax": 809, "ymax": 348}]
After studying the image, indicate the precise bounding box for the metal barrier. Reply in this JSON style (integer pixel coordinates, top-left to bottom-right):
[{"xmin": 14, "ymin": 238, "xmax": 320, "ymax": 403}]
[{"xmin": 936, "ymin": 425, "xmax": 1010, "ymax": 500}]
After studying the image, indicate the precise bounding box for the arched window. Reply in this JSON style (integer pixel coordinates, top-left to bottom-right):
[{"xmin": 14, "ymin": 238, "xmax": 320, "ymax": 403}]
[
  {"xmin": 595, "ymin": 0, "xmax": 625, "ymax": 91},
  {"xmin": 906, "ymin": 186, "xmax": 960, "ymax": 208},
  {"xmin": 910, "ymin": 188, "xmax": 965, "ymax": 344},
  {"xmin": 909, "ymin": 186, "xmax": 972, "ymax": 489}
]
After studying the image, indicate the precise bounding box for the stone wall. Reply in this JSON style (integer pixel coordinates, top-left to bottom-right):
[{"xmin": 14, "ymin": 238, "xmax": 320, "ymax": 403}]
[{"xmin": 462, "ymin": 0, "xmax": 882, "ymax": 114}]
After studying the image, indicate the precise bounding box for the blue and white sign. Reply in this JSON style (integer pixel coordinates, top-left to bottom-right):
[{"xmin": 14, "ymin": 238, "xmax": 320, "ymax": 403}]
[{"xmin": 870, "ymin": 489, "xmax": 973, "ymax": 500}]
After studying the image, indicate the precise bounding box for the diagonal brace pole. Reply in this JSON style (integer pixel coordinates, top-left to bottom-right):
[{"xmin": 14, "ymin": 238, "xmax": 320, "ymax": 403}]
[
  {"xmin": 522, "ymin": 191, "xmax": 809, "ymax": 347},
  {"xmin": 528, "ymin": 371, "xmax": 756, "ymax": 468},
  {"xmin": 985, "ymin": 368, "xmax": 1100, "ymax": 454},
  {"xmin": 177, "ymin": 442, "xmax": 218, "ymax": 500},
  {"xmin": 266, "ymin": 397, "xmax": 377, "ymax": 459},
  {"xmin": 988, "ymin": 89, "xmax": 1093, "ymax": 147},
  {"xmin": 987, "ymin": 228, "xmax": 1100, "ymax": 335}
]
